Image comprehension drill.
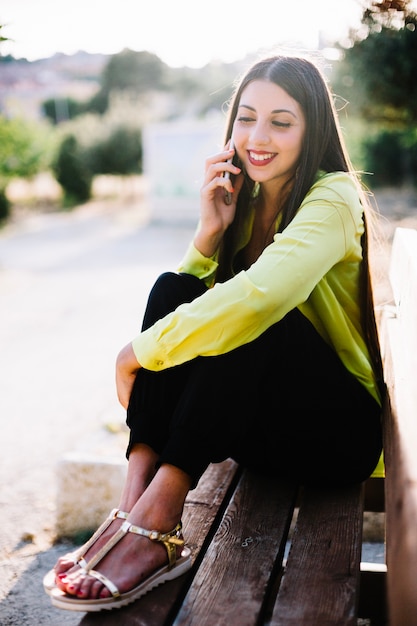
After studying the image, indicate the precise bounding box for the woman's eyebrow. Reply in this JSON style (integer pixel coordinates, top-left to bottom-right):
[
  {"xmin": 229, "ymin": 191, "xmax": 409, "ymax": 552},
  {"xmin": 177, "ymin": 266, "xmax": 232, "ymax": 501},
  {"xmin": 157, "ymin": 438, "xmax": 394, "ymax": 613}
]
[{"xmin": 238, "ymin": 104, "xmax": 297, "ymax": 117}]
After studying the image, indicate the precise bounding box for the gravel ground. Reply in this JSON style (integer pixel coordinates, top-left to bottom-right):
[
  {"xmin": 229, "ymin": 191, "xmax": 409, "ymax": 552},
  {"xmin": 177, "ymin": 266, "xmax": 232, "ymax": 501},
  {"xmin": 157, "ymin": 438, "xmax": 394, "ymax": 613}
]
[{"xmin": 0, "ymin": 183, "xmax": 415, "ymax": 625}]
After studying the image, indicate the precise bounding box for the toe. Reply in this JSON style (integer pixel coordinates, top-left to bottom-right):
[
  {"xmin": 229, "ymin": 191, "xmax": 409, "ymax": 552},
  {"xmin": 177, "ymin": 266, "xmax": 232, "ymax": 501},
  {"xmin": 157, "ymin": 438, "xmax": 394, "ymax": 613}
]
[
  {"xmin": 54, "ymin": 553, "xmax": 76, "ymax": 575},
  {"xmin": 76, "ymin": 574, "xmax": 107, "ymax": 599}
]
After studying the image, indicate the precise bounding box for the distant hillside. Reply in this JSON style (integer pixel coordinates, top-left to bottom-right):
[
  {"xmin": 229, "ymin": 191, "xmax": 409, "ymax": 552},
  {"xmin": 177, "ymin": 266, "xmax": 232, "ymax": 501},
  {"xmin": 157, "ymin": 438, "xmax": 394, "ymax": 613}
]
[{"xmin": 0, "ymin": 51, "xmax": 109, "ymax": 119}]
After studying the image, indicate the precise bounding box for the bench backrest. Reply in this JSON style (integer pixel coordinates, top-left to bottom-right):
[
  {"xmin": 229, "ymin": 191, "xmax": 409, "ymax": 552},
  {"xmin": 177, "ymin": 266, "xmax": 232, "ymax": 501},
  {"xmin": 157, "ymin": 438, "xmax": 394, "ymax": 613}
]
[{"xmin": 381, "ymin": 227, "xmax": 417, "ymax": 626}]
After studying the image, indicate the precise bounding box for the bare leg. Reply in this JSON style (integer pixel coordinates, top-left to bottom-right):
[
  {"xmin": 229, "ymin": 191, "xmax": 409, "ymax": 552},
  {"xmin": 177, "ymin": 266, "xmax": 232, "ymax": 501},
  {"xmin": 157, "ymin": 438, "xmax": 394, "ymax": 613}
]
[
  {"xmin": 53, "ymin": 443, "xmax": 159, "ymax": 577},
  {"xmin": 57, "ymin": 462, "xmax": 192, "ymax": 599},
  {"xmin": 118, "ymin": 443, "xmax": 159, "ymax": 510}
]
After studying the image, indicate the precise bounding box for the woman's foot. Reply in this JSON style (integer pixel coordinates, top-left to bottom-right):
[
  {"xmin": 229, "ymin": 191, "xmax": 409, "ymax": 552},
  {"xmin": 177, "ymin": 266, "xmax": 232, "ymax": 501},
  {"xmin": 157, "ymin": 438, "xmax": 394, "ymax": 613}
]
[
  {"xmin": 43, "ymin": 508, "xmax": 131, "ymax": 596},
  {"xmin": 56, "ymin": 463, "xmax": 192, "ymax": 601},
  {"xmin": 49, "ymin": 443, "xmax": 159, "ymax": 586},
  {"xmin": 56, "ymin": 519, "xmax": 184, "ymax": 599}
]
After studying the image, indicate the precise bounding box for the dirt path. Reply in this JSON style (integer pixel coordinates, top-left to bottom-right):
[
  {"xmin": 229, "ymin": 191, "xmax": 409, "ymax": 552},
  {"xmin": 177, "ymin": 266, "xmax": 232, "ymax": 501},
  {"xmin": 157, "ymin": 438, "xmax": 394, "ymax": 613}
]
[{"xmin": 0, "ymin": 187, "xmax": 197, "ymax": 625}]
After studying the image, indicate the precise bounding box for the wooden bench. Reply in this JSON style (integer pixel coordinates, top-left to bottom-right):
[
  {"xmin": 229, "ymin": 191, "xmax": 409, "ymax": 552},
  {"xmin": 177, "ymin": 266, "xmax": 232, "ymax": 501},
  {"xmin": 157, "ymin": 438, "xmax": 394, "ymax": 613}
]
[
  {"xmin": 380, "ymin": 227, "xmax": 417, "ymax": 626},
  {"xmin": 78, "ymin": 227, "xmax": 417, "ymax": 626}
]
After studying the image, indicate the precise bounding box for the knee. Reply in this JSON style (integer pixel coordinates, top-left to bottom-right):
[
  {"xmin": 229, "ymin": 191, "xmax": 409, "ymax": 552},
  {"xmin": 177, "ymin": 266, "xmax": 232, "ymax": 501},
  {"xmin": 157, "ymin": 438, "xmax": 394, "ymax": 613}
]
[
  {"xmin": 152, "ymin": 272, "xmax": 180, "ymax": 293},
  {"xmin": 144, "ymin": 272, "xmax": 205, "ymax": 329},
  {"xmin": 150, "ymin": 272, "xmax": 206, "ymax": 305}
]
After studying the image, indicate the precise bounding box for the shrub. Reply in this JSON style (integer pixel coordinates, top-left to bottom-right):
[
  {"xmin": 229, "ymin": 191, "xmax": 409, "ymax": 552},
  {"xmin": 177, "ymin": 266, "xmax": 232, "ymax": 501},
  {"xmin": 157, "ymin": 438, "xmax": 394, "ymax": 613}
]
[
  {"xmin": 53, "ymin": 134, "xmax": 93, "ymax": 205},
  {"xmin": 0, "ymin": 188, "xmax": 10, "ymax": 222},
  {"xmin": 51, "ymin": 111, "xmax": 143, "ymax": 206},
  {"xmin": 362, "ymin": 129, "xmax": 417, "ymax": 187},
  {"xmin": 91, "ymin": 125, "xmax": 142, "ymax": 176}
]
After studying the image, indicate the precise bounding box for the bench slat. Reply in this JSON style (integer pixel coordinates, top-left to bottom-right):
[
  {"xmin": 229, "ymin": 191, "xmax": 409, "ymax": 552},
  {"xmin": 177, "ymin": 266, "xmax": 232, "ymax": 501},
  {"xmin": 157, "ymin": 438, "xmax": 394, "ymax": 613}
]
[
  {"xmin": 270, "ymin": 483, "xmax": 364, "ymax": 626},
  {"xmin": 173, "ymin": 471, "xmax": 298, "ymax": 626}
]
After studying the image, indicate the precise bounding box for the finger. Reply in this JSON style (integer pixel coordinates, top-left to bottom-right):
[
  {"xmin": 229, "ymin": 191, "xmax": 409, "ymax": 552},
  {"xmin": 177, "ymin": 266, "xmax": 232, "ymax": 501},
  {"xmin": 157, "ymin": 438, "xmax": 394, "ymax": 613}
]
[
  {"xmin": 204, "ymin": 163, "xmax": 241, "ymax": 190},
  {"xmin": 205, "ymin": 146, "xmax": 235, "ymax": 172}
]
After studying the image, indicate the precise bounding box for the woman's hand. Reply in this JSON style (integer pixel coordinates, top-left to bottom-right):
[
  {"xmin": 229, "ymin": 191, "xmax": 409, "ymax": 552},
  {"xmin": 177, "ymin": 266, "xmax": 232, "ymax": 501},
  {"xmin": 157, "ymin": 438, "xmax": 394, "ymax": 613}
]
[
  {"xmin": 195, "ymin": 144, "xmax": 243, "ymax": 257},
  {"xmin": 116, "ymin": 343, "xmax": 142, "ymax": 409}
]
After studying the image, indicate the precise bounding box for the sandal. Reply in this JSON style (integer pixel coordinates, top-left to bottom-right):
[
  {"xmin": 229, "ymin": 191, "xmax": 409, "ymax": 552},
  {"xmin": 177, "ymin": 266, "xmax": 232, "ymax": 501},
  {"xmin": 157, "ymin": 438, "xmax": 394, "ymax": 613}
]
[
  {"xmin": 43, "ymin": 508, "xmax": 129, "ymax": 594},
  {"xmin": 48, "ymin": 519, "xmax": 192, "ymax": 612}
]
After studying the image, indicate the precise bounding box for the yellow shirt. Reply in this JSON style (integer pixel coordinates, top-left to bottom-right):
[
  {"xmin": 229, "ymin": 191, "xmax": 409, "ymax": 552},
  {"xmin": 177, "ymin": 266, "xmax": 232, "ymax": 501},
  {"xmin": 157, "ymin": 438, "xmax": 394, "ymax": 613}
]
[{"xmin": 132, "ymin": 171, "xmax": 380, "ymax": 407}]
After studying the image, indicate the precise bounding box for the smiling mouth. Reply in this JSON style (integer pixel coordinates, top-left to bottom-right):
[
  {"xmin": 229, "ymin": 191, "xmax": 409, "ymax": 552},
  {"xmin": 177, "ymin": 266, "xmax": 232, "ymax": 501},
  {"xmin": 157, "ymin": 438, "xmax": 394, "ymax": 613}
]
[{"xmin": 248, "ymin": 151, "xmax": 276, "ymax": 166}]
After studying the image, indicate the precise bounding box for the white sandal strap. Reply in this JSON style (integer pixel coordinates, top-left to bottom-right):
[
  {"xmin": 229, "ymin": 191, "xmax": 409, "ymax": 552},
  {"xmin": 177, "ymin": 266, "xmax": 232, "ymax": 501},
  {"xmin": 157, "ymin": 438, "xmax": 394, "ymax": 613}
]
[
  {"xmin": 87, "ymin": 569, "xmax": 121, "ymax": 598},
  {"xmin": 73, "ymin": 508, "xmax": 129, "ymax": 565},
  {"xmin": 83, "ymin": 521, "xmax": 132, "ymax": 572},
  {"xmin": 82, "ymin": 520, "xmax": 185, "ymax": 575}
]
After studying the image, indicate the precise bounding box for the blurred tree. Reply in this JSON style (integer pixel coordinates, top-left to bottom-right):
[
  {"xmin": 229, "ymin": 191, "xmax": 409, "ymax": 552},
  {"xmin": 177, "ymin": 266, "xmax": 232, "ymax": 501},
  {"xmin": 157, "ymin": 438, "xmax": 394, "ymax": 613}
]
[
  {"xmin": 335, "ymin": 0, "xmax": 417, "ymax": 125},
  {"xmin": 334, "ymin": 0, "xmax": 417, "ymax": 186},
  {"xmin": 0, "ymin": 116, "xmax": 52, "ymax": 221},
  {"xmin": 51, "ymin": 112, "xmax": 143, "ymax": 205},
  {"xmin": 87, "ymin": 49, "xmax": 168, "ymax": 114},
  {"xmin": 42, "ymin": 97, "xmax": 86, "ymax": 124},
  {"xmin": 53, "ymin": 134, "xmax": 93, "ymax": 205},
  {"xmin": 91, "ymin": 125, "xmax": 142, "ymax": 176}
]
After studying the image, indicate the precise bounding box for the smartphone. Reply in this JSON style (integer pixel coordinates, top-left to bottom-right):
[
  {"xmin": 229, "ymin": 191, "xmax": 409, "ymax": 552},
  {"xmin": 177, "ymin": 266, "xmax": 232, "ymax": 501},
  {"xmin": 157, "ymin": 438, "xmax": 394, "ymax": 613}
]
[{"xmin": 223, "ymin": 137, "xmax": 234, "ymax": 205}]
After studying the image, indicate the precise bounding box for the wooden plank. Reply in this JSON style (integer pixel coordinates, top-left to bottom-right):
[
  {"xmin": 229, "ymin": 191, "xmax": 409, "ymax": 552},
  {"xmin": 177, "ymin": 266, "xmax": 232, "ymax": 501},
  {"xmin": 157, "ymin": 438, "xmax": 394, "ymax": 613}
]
[
  {"xmin": 270, "ymin": 483, "xmax": 364, "ymax": 626},
  {"xmin": 381, "ymin": 227, "xmax": 417, "ymax": 626},
  {"xmin": 382, "ymin": 315, "xmax": 417, "ymax": 626},
  {"xmin": 79, "ymin": 459, "xmax": 240, "ymax": 626},
  {"xmin": 173, "ymin": 470, "xmax": 298, "ymax": 626}
]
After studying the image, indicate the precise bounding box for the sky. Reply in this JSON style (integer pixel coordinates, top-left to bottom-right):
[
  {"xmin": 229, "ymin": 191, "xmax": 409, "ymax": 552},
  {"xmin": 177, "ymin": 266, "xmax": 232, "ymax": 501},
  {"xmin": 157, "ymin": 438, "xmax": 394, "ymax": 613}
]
[{"xmin": 0, "ymin": 0, "xmax": 371, "ymax": 68}]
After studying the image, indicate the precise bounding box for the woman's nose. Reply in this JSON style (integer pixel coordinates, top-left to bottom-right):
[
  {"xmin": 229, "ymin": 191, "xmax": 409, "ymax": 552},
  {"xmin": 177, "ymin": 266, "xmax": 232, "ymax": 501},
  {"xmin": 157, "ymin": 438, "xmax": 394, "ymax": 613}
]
[{"xmin": 249, "ymin": 123, "xmax": 269, "ymax": 145}]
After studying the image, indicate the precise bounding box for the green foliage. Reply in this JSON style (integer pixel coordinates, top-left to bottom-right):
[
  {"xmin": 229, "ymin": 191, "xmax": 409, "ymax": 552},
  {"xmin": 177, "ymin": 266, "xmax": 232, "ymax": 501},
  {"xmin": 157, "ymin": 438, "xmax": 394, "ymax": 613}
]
[
  {"xmin": 336, "ymin": 1, "xmax": 417, "ymax": 126},
  {"xmin": 41, "ymin": 48, "xmax": 238, "ymax": 122},
  {"xmin": 0, "ymin": 188, "xmax": 10, "ymax": 222},
  {"xmin": 337, "ymin": 115, "xmax": 371, "ymax": 172},
  {"xmin": 52, "ymin": 110, "xmax": 143, "ymax": 205},
  {"xmin": 86, "ymin": 49, "xmax": 168, "ymax": 115},
  {"xmin": 0, "ymin": 115, "xmax": 50, "ymax": 180},
  {"xmin": 362, "ymin": 128, "xmax": 417, "ymax": 187},
  {"xmin": 102, "ymin": 49, "xmax": 166, "ymax": 92},
  {"xmin": 333, "ymin": 0, "xmax": 417, "ymax": 187},
  {"xmin": 0, "ymin": 115, "xmax": 54, "ymax": 219},
  {"xmin": 42, "ymin": 97, "xmax": 86, "ymax": 124},
  {"xmin": 91, "ymin": 125, "xmax": 142, "ymax": 176},
  {"xmin": 53, "ymin": 134, "xmax": 93, "ymax": 205}
]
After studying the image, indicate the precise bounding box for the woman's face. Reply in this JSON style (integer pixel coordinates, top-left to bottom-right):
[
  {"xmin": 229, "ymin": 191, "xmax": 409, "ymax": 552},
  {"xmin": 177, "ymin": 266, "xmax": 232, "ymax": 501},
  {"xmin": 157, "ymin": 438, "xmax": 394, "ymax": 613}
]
[{"xmin": 233, "ymin": 79, "xmax": 306, "ymax": 193}]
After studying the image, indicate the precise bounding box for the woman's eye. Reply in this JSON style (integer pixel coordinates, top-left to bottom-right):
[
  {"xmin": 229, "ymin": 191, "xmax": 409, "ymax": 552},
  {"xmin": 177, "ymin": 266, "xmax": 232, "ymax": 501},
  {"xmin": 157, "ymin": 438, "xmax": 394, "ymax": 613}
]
[
  {"xmin": 272, "ymin": 121, "xmax": 291, "ymax": 128},
  {"xmin": 237, "ymin": 116, "xmax": 255, "ymax": 123}
]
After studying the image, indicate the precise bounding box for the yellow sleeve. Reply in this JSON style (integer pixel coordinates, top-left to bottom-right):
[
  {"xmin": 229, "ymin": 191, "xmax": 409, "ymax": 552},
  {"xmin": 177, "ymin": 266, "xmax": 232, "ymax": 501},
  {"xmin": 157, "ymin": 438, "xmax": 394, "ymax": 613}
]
[
  {"xmin": 132, "ymin": 173, "xmax": 361, "ymax": 372},
  {"xmin": 177, "ymin": 240, "xmax": 218, "ymax": 287}
]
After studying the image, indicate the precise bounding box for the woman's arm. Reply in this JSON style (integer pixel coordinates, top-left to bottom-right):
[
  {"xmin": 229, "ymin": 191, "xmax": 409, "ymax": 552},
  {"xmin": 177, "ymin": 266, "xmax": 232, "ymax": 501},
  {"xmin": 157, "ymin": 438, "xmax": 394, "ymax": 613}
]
[
  {"xmin": 116, "ymin": 343, "xmax": 142, "ymax": 409},
  {"xmin": 114, "ymin": 144, "xmax": 242, "ymax": 409}
]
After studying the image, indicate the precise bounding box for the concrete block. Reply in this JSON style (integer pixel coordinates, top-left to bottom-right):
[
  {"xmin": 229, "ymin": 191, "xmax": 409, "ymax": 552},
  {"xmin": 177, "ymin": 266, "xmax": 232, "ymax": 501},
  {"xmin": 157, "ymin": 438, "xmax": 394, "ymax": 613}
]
[{"xmin": 56, "ymin": 452, "xmax": 127, "ymax": 538}]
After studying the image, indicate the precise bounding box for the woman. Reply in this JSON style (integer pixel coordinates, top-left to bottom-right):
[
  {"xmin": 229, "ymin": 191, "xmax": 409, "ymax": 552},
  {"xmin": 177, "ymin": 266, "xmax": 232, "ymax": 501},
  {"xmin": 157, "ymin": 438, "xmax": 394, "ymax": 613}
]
[{"xmin": 45, "ymin": 54, "xmax": 384, "ymax": 612}]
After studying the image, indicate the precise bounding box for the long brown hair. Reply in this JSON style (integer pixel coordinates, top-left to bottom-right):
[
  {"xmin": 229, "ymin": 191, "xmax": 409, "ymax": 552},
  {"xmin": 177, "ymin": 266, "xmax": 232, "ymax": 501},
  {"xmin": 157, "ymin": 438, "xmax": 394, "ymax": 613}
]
[{"xmin": 218, "ymin": 55, "xmax": 384, "ymax": 392}]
